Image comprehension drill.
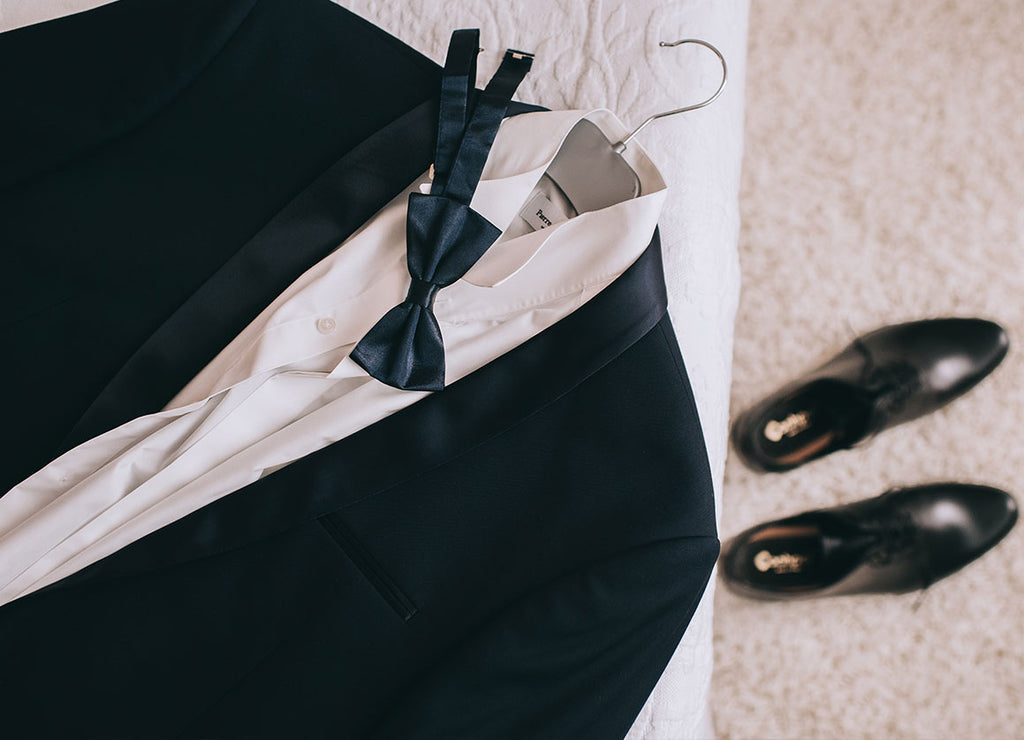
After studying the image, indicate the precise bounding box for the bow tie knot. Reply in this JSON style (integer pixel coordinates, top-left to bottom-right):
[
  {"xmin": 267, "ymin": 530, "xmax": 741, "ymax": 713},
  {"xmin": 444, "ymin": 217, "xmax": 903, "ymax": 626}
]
[{"xmin": 405, "ymin": 277, "xmax": 439, "ymax": 309}]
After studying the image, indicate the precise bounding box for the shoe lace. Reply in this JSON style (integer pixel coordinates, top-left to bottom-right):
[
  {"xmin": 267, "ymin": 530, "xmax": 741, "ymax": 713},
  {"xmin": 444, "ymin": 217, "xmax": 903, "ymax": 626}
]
[
  {"xmin": 861, "ymin": 500, "xmax": 935, "ymax": 597},
  {"xmin": 864, "ymin": 508, "xmax": 915, "ymax": 565},
  {"xmin": 852, "ymin": 338, "xmax": 923, "ymax": 421}
]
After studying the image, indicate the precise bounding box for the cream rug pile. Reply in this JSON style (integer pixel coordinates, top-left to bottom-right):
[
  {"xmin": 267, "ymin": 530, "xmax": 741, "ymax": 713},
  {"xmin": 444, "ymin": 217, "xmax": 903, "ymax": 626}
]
[{"xmin": 713, "ymin": 1, "xmax": 1024, "ymax": 738}]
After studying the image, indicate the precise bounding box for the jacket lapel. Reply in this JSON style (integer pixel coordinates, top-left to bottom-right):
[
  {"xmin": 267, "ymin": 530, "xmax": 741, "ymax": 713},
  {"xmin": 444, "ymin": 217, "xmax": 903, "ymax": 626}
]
[{"xmin": 58, "ymin": 99, "xmax": 441, "ymax": 451}]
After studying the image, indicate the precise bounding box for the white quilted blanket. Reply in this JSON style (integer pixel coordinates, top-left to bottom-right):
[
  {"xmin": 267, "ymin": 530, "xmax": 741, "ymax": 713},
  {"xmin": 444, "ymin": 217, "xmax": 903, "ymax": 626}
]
[{"xmin": 0, "ymin": 1, "xmax": 748, "ymax": 736}]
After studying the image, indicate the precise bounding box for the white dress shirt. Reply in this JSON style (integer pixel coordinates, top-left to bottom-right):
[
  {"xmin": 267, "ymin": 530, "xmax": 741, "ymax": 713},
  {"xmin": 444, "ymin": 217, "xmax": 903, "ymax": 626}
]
[{"xmin": 0, "ymin": 107, "xmax": 667, "ymax": 607}]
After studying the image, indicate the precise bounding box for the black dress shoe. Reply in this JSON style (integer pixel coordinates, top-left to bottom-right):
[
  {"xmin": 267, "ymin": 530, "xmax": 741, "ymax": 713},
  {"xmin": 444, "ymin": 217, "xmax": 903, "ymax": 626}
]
[
  {"xmin": 720, "ymin": 483, "xmax": 1017, "ymax": 599},
  {"xmin": 731, "ymin": 318, "xmax": 1009, "ymax": 472}
]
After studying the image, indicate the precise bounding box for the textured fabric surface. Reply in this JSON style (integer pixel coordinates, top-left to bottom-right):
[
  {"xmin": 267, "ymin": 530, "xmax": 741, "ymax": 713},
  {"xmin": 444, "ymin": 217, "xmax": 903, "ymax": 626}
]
[
  {"xmin": 1, "ymin": 1, "xmax": 747, "ymax": 736},
  {"xmin": 716, "ymin": 1, "xmax": 1024, "ymax": 737}
]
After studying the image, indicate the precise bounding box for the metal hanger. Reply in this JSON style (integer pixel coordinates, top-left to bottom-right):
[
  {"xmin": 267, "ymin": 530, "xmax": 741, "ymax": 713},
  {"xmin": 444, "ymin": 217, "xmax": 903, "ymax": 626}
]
[
  {"xmin": 491, "ymin": 36, "xmax": 729, "ymax": 231},
  {"xmin": 611, "ymin": 38, "xmax": 728, "ymax": 153}
]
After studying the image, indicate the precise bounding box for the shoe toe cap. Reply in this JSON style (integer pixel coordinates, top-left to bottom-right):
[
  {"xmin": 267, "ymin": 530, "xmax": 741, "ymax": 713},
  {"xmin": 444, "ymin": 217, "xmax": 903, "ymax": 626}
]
[
  {"xmin": 912, "ymin": 483, "xmax": 1018, "ymax": 576},
  {"xmin": 960, "ymin": 484, "xmax": 1018, "ymax": 546},
  {"xmin": 906, "ymin": 318, "xmax": 1009, "ymax": 394}
]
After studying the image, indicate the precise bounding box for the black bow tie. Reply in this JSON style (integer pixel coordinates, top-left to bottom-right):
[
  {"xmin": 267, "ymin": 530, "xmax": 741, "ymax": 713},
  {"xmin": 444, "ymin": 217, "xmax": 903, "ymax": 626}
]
[
  {"xmin": 349, "ymin": 192, "xmax": 500, "ymax": 391},
  {"xmin": 350, "ymin": 31, "xmax": 533, "ymax": 391}
]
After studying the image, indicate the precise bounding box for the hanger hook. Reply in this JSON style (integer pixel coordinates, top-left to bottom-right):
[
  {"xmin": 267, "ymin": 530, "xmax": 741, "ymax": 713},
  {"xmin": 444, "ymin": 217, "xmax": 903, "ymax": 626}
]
[{"xmin": 612, "ymin": 38, "xmax": 728, "ymax": 153}]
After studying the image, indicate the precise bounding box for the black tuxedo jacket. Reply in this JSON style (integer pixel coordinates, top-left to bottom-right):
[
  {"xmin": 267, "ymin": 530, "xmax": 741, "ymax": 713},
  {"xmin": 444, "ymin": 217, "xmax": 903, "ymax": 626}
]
[{"xmin": 0, "ymin": 1, "xmax": 718, "ymax": 737}]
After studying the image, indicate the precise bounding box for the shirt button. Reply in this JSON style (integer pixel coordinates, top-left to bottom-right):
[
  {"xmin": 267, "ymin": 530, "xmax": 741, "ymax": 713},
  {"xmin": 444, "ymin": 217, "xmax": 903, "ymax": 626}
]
[{"xmin": 316, "ymin": 317, "xmax": 336, "ymax": 334}]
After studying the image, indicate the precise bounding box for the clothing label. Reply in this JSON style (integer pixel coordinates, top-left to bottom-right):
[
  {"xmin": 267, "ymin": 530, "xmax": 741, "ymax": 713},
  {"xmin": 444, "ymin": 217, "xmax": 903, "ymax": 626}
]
[{"xmin": 520, "ymin": 190, "xmax": 568, "ymax": 231}]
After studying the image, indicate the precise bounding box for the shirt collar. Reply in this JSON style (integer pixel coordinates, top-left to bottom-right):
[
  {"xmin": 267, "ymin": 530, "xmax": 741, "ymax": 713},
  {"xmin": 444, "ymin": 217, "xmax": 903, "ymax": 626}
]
[{"xmin": 462, "ymin": 108, "xmax": 666, "ymax": 289}]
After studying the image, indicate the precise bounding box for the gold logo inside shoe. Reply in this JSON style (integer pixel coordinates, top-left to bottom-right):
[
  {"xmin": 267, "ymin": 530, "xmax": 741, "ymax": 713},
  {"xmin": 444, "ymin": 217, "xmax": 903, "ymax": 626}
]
[
  {"xmin": 764, "ymin": 411, "xmax": 811, "ymax": 442},
  {"xmin": 753, "ymin": 550, "xmax": 808, "ymax": 573}
]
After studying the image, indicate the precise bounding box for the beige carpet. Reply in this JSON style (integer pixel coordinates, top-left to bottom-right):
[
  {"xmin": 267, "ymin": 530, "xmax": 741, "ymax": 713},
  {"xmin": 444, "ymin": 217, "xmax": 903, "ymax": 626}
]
[{"xmin": 712, "ymin": 1, "xmax": 1024, "ymax": 738}]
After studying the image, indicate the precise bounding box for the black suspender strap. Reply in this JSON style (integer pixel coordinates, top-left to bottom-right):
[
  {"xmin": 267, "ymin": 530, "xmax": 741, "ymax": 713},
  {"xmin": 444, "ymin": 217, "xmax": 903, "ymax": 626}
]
[
  {"xmin": 433, "ymin": 45, "xmax": 533, "ymax": 205},
  {"xmin": 431, "ymin": 28, "xmax": 480, "ymax": 199}
]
